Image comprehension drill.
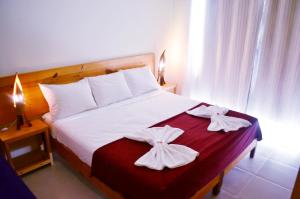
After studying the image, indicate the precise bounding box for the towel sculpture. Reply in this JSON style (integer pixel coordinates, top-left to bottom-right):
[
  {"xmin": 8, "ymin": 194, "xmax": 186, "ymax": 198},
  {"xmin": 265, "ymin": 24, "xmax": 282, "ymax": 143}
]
[
  {"xmin": 126, "ymin": 125, "xmax": 199, "ymax": 170},
  {"xmin": 186, "ymin": 105, "xmax": 252, "ymax": 132}
]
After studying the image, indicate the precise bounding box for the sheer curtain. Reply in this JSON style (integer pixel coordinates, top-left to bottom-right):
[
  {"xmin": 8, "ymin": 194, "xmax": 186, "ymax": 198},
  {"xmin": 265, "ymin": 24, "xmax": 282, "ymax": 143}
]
[
  {"xmin": 185, "ymin": 0, "xmax": 300, "ymax": 130},
  {"xmin": 247, "ymin": 0, "xmax": 300, "ymax": 128},
  {"xmin": 184, "ymin": 0, "xmax": 264, "ymax": 112}
]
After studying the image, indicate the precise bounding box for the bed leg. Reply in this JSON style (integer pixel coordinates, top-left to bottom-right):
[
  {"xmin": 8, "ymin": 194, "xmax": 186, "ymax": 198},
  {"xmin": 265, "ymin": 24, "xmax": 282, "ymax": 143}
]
[
  {"xmin": 212, "ymin": 172, "xmax": 224, "ymax": 196},
  {"xmin": 250, "ymin": 147, "xmax": 256, "ymax": 159}
]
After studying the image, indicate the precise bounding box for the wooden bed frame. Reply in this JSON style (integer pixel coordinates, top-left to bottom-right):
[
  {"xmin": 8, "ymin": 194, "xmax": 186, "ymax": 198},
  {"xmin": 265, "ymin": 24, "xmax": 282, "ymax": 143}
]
[
  {"xmin": 292, "ymin": 167, "xmax": 300, "ymax": 199},
  {"xmin": 0, "ymin": 53, "xmax": 257, "ymax": 199},
  {"xmin": 52, "ymin": 137, "xmax": 257, "ymax": 199}
]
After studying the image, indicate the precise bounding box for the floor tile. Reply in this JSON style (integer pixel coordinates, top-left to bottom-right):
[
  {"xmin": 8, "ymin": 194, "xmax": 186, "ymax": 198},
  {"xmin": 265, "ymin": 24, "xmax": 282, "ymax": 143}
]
[
  {"xmin": 255, "ymin": 142, "xmax": 275, "ymax": 158},
  {"xmin": 256, "ymin": 159, "xmax": 298, "ymax": 189},
  {"xmin": 23, "ymin": 158, "xmax": 105, "ymax": 199},
  {"xmin": 222, "ymin": 167, "xmax": 254, "ymax": 196},
  {"xmin": 236, "ymin": 155, "xmax": 268, "ymax": 174},
  {"xmin": 239, "ymin": 176, "xmax": 291, "ymax": 199},
  {"xmin": 270, "ymin": 147, "xmax": 300, "ymax": 169}
]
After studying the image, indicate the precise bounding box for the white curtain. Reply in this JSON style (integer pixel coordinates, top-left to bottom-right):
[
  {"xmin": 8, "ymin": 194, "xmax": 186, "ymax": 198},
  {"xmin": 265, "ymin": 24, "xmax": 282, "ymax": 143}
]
[
  {"xmin": 247, "ymin": 0, "xmax": 300, "ymax": 128},
  {"xmin": 184, "ymin": 0, "xmax": 264, "ymax": 112},
  {"xmin": 185, "ymin": 0, "xmax": 300, "ymax": 128}
]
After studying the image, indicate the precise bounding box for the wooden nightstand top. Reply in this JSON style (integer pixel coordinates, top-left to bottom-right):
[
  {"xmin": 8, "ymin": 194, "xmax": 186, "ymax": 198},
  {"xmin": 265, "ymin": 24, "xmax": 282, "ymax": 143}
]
[
  {"xmin": 161, "ymin": 83, "xmax": 176, "ymax": 93},
  {"xmin": 0, "ymin": 119, "xmax": 48, "ymax": 143}
]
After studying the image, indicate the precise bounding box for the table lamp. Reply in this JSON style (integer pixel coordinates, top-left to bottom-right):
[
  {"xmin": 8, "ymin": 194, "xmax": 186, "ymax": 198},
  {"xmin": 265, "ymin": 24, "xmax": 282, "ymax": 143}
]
[
  {"xmin": 13, "ymin": 73, "xmax": 31, "ymax": 130},
  {"xmin": 157, "ymin": 50, "xmax": 166, "ymax": 86}
]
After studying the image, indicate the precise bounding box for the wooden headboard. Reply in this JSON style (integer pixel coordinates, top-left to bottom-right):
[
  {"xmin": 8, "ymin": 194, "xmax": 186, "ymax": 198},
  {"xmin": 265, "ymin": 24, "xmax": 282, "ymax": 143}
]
[{"xmin": 0, "ymin": 53, "xmax": 155, "ymax": 126}]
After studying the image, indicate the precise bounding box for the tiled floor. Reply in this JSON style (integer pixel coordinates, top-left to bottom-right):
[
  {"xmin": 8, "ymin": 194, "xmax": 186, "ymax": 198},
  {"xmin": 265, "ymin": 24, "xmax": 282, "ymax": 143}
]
[
  {"xmin": 22, "ymin": 138, "xmax": 300, "ymax": 199},
  {"xmin": 23, "ymin": 155, "xmax": 105, "ymax": 199}
]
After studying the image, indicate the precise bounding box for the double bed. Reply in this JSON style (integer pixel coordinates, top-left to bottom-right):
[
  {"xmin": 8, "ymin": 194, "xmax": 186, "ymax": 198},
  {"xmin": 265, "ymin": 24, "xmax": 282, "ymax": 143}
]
[{"xmin": 0, "ymin": 53, "xmax": 262, "ymax": 199}]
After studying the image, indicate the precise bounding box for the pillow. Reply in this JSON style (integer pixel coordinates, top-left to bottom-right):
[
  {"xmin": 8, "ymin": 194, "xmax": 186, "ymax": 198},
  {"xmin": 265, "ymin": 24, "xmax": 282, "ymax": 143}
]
[
  {"xmin": 121, "ymin": 66, "xmax": 160, "ymax": 96},
  {"xmin": 87, "ymin": 72, "xmax": 133, "ymax": 107},
  {"xmin": 39, "ymin": 79, "xmax": 97, "ymax": 121}
]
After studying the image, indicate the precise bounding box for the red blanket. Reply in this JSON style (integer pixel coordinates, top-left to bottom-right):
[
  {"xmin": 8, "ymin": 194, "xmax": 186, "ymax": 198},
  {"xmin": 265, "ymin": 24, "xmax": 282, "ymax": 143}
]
[{"xmin": 91, "ymin": 104, "xmax": 262, "ymax": 199}]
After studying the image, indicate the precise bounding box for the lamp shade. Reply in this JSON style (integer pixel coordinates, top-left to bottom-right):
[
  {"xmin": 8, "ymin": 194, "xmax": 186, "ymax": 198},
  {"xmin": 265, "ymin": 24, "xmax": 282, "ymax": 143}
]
[
  {"xmin": 157, "ymin": 50, "xmax": 166, "ymax": 86},
  {"xmin": 13, "ymin": 73, "xmax": 24, "ymax": 107},
  {"xmin": 12, "ymin": 73, "xmax": 31, "ymax": 130},
  {"xmin": 159, "ymin": 50, "xmax": 166, "ymax": 72}
]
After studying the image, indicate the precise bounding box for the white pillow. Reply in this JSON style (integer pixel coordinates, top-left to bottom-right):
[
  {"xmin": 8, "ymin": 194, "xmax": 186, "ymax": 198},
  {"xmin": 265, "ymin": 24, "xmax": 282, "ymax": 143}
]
[
  {"xmin": 122, "ymin": 66, "xmax": 160, "ymax": 96},
  {"xmin": 87, "ymin": 72, "xmax": 133, "ymax": 107},
  {"xmin": 39, "ymin": 79, "xmax": 97, "ymax": 121}
]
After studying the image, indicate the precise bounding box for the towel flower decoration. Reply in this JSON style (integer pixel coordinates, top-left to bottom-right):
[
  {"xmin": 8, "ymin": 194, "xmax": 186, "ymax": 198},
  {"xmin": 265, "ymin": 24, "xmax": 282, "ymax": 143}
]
[
  {"xmin": 186, "ymin": 105, "xmax": 251, "ymax": 132},
  {"xmin": 126, "ymin": 125, "xmax": 199, "ymax": 170}
]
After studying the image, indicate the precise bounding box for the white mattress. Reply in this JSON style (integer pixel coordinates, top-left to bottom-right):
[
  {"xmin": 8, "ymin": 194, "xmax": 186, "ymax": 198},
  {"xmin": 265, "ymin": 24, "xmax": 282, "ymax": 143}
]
[{"xmin": 45, "ymin": 90, "xmax": 199, "ymax": 166}]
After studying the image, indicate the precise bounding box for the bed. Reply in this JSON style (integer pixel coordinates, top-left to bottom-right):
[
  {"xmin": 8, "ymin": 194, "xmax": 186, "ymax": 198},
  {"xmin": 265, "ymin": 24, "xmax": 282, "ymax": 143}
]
[{"xmin": 0, "ymin": 53, "xmax": 262, "ymax": 199}]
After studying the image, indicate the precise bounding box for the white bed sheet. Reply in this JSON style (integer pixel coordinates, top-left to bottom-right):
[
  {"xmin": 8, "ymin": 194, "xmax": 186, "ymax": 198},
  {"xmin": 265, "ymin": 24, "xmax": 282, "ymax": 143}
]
[{"xmin": 45, "ymin": 90, "xmax": 199, "ymax": 166}]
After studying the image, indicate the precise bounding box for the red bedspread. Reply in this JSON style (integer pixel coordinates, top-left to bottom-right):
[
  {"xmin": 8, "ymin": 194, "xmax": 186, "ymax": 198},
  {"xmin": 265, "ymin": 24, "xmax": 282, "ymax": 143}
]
[{"xmin": 91, "ymin": 104, "xmax": 262, "ymax": 199}]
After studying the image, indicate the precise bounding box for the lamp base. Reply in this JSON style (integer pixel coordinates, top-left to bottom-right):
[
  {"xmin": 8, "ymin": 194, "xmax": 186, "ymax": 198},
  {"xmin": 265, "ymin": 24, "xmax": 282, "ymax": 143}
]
[
  {"xmin": 157, "ymin": 75, "xmax": 166, "ymax": 86},
  {"xmin": 16, "ymin": 114, "xmax": 32, "ymax": 130}
]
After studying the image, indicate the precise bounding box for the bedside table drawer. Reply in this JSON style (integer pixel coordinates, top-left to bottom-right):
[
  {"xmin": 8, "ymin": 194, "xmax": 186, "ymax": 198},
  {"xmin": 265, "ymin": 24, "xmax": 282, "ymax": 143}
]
[{"xmin": 13, "ymin": 150, "xmax": 51, "ymax": 175}]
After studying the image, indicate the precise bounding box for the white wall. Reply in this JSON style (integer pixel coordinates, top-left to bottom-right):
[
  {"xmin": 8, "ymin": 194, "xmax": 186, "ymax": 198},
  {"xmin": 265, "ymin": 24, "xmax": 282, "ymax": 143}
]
[
  {"xmin": 0, "ymin": 0, "xmax": 174, "ymax": 75},
  {"xmin": 0, "ymin": 0, "xmax": 191, "ymax": 93},
  {"xmin": 165, "ymin": 0, "xmax": 191, "ymax": 93}
]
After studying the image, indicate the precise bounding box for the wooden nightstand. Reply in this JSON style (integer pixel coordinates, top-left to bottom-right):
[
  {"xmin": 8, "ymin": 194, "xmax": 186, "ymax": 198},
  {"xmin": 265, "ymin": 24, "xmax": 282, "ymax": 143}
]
[
  {"xmin": 0, "ymin": 119, "xmax": 53, "ymax": 175},
  {"xmin": 161, "ymin": 83, "xmax": 176, "ymax": 93}
]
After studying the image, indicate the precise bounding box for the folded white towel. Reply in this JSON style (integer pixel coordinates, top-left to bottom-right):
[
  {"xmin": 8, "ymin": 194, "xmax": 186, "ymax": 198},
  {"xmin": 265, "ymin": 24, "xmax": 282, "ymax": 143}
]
[
  {"xmin": 186, "ymin": 105, "xmax": 229, "ymax": 118},
  {"xmin": 187, "ymin": 105, "xmax": 251, "ymax": 132},
  {"xmin": 126, "ymin": 125, "xmax": 199, "ymax": 170}
]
